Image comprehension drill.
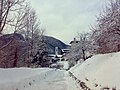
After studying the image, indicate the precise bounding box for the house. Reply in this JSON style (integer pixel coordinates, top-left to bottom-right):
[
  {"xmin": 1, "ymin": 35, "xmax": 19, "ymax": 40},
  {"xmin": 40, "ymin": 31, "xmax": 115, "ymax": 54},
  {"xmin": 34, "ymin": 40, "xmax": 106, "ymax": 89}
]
[
  {"xmin": 61, "ymin": 38, "xmax": 80, "ymax": 61},
  {"xmin": 61, "ymin": 49, "xmax": 70, "ymax": 55},
  {"xmin": 69, "ymin": 38, "xmax": 79, "ymax": 45},
  {"xmin": 49, "ymin": 38, "xmax": 79, "ymax": 64},
  {"xmin": 48, "ymin": 47, "xmax": 62, "ymax": 63}
]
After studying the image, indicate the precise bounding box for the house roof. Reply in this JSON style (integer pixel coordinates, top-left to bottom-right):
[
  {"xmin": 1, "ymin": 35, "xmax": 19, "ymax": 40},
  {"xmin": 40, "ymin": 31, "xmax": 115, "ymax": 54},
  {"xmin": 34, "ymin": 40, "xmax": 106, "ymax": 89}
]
[{"xmin": 69, "ymin": 41, "xmax": 79, "ymax": 44}]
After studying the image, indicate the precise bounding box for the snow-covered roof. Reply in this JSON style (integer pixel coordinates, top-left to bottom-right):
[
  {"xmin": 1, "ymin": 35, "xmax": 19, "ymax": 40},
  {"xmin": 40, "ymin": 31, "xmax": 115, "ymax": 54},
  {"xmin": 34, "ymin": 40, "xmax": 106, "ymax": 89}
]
[{"xmin": 48, "ymin": 54, "xmax": 62, "ymax": 58}]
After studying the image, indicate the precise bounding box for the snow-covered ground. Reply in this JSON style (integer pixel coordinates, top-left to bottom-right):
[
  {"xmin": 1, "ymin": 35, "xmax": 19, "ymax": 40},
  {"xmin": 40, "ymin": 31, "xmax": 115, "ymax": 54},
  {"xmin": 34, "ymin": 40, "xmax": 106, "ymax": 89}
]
[
  {"xmin": 1, "ymin": 52, "xmax": 120, "ymax": 90},
  {"xmin": 50, "ymin": 61, "xmax": 69, "ymax": 70},
  {"xmin": 0, "ymin": 68, "xmax": 79, "ymax": 90},
  {"xmin": 57, "ymin": 61, "xmax": 69, "ymax": 70},
  {"xmin": 70, "ymin": 52, "xmax": 120, "ymax": 90}
]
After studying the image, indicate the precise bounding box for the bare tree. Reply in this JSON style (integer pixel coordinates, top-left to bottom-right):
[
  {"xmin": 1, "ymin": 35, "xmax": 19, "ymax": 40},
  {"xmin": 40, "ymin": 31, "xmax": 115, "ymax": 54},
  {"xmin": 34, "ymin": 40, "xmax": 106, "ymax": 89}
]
[
  {"xmin": 17, "ymin": 5, "xmax": 48, "ymax": 66},
  {"xmin": 0, "ymin": 0, "xmax": 25, "ymax": 34},
  {"xmin": 0, "ymin": 1, "xmax": 48, "ymax": 68},
  {"xmin": 0, "ymin": 0, "xmax": 26, "ymax": 50},
  {"xmin": 0, "ymin": 1, "xmax": 34, "ymax": 68},
  {"xmin": 18, "ymin": 5, "xmax": 41, "ymax": 55},
  {"xmin": 92, "ymin": 0, "xmax": 120, "ymax": 54}
]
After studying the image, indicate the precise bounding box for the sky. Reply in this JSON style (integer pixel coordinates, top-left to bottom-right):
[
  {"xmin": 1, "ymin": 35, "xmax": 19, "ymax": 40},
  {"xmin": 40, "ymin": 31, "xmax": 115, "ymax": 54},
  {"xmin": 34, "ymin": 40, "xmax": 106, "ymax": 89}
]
[{"xmin": 27, "ymin": 0, "xmax": 106, "ymax": 44}]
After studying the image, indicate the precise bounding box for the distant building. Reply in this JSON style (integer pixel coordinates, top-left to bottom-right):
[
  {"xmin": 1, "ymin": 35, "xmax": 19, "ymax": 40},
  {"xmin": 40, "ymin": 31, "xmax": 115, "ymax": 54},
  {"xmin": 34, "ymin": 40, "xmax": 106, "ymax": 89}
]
[
  {"xmin": 48, "ymin": 39, "xmax": 79, "ymax": 63},
  {"xmin": 48, "ymin": 47, "xmax": 62, "ymax": 63},
  {"xmin": 61, "ymin": 49, "xmax": 70, "ymax": 55},
  {"xmin": 55, "ymin": 47, "xmax": 58, "ymax": 56},
  {"xmin": 69, "ymin": 38, "xmax": 79, "ymax": 46},
  {"xmin": 61, "ymin": 38, "xmax": 80, "ymax": 61}
]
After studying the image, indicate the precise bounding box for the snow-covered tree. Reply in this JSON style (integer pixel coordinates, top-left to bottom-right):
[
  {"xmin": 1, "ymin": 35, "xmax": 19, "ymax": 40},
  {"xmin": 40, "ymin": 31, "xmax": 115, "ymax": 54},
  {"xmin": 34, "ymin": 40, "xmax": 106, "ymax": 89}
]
[
  {"xmin": 66, "ymin": 33, "xmax": 93, "ymax": 67},
  {"xmin": 17, "ymin": 5, "xmax": 48, "ymax": 61},
  {"xmin": 77, "ymin": 33, "xmax": 94, "ymax": 60},
  {"xmin": 92, "ymin": 0, "xmax": 120, "ymax": 53}
]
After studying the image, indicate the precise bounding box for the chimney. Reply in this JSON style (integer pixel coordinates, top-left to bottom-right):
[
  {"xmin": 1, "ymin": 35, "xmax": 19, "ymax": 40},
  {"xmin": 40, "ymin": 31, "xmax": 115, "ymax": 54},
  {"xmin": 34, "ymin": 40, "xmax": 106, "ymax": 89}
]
[{"xmin": 74, "ymin": 38, "xmax": 76, "ymax": 42}]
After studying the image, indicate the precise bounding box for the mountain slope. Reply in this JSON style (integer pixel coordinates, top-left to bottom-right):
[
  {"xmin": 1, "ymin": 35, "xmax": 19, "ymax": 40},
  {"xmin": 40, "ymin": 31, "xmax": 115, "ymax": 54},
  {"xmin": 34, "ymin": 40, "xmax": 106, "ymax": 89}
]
[
  {"xmin": 44, "ymin": 36, "xmax": 68, "ymax": 54},
  {"xmin": 0, "ymin": 33, "xmax": 29, "ymax": 68},
  {"xmin": 0, "ymin": 34, "xmax": 68, "ymax": 55}
]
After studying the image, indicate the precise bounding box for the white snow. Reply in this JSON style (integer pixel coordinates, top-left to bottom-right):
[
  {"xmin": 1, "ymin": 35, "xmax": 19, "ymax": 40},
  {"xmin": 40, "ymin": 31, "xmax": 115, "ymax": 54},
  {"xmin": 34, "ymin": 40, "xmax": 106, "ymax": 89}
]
[
  {"xmin": 57, "ymin": 61, "xmax": 69, "ymax": 70},
  {"xmin": 64, "ymin": 72, "xmax": 80, "ymax": 90},
  {"xmin": 1, "ymin": 52, "xmax": 120, "ymax": 90},
  {"xmin": 70, "ymin": 52, "xmax": 120, "ymax": 89},
  {"xmin": 0, "ymin": 68, "xmax": 54, "ymax": 90},
  {"xmin": 0, "ymin": 67, "xmax": 79, "ymax": 90}
]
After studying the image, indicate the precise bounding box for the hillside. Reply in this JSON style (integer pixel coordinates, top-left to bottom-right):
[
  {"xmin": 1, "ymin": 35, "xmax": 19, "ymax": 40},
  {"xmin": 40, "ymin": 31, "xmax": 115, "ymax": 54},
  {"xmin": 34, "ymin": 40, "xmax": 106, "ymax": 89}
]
[
  {"xmin": 0, "ymin": 33, "xmax": 26, "ymax": 47},
  {"xmin": 0, "ymin": 33, "xmax": 29, "ymax": 68},
  {"xmin": 44, "ymin": 36, "xmax": 68, "ymax": 54},
  {"xmin": 0, "ymin": 33, "xmax": 68, "ymax": 67},
  {"xmin": 70, "ymin": 52, "xmax": 120, "ymax": 90},
  {"xmin": 0, "ymin": 34, "xmax": 68, "ymax": 54}
]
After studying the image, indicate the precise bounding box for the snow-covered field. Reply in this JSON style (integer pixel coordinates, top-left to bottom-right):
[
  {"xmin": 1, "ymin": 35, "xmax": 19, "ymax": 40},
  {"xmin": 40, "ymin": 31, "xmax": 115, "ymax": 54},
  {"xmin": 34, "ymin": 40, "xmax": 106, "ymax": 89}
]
[
  {"xmin": 0, "ymin": 68, "xmax": 79, "ymax": 90},
  {"xmin": 70, "ymin": 52, "xmax": 120, "ymax": 90}
]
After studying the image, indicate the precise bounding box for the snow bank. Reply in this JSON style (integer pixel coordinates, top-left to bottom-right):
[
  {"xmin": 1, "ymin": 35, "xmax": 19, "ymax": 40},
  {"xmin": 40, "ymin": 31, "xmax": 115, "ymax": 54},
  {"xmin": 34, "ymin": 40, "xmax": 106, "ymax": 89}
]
[{"xmin": 70, "ymin": 52, "xmax": 120, "ymax": 89}]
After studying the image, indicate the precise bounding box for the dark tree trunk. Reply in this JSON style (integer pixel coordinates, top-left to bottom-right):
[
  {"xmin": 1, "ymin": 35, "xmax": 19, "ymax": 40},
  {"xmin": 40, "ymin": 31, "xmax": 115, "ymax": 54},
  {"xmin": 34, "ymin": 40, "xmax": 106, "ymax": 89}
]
[
  {"xmin": 82, "ymin": 48, "xmax": 86, "ymax": 61},
  {"xmin": 13, "ymin": 47, "xmax": 18, "ymax": 67}
]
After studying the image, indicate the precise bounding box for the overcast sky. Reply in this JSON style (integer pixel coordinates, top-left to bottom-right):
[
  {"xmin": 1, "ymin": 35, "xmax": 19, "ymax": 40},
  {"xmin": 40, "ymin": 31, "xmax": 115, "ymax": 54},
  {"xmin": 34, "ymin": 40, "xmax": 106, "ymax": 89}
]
[{"xmin": 27, "ymin": 0, "xmax": 106, "ymax": 44}]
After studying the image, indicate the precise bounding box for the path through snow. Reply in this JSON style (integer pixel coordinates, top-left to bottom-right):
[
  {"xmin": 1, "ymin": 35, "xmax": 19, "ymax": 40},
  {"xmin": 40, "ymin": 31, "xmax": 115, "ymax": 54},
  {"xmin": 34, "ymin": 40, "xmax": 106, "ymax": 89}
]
[
  {"xmin": 24, "ymin": 70, "xmax": 80, "ymax": 90},
  {"xmin": 0, "ymin": 68, "xmax": 80, "ymax": 90}
]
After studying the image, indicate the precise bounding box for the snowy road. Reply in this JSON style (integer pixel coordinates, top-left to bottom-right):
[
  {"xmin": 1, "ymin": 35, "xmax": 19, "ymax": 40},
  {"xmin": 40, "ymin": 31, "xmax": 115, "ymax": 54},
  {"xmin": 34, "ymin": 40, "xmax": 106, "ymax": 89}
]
[
  {"xmin": 25, "ymin": 69, "xmax": 80, "ymax": 90},
  {"xmin": 28, "ymin": 70, "xmax": 67, "ymax": 90},
  {"xmin": 0, "ymin": 68, "xmax": 80, "ymax": 90}
]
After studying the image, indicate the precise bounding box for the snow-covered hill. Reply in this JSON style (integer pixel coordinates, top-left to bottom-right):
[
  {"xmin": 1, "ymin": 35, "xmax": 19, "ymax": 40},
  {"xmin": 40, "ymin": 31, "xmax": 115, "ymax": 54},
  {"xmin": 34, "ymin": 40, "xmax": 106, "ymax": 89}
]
[
  {"xmin": 44, "ymin": 36, "xmax": 68, "ymax": 54},
  {"xmin": 70, "ymin": 52, "xmax": 120, "ymax": 90}
]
